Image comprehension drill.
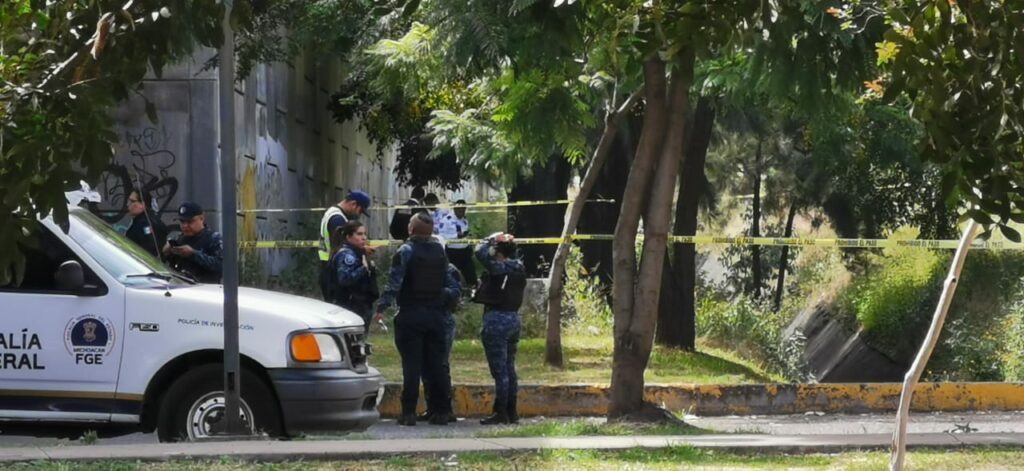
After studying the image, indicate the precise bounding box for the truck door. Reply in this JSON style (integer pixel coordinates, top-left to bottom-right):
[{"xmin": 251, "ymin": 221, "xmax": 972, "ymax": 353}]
[{"xmin": 0, "ymin": 223, "xmax": 125, "ymax": 421}]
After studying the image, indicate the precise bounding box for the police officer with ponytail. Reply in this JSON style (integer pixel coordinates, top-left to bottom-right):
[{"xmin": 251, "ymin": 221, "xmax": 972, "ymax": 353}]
[
  {"xmin": 328, "ymin": 221, "xmax": 379, "ymax": 333},
  {"xmin": 375, "ymin": 212, "xmax": 460, "ymax": 426},
  {"xmin": 473, "ymin": 232, "xmax": 526, "ymax": 425}
]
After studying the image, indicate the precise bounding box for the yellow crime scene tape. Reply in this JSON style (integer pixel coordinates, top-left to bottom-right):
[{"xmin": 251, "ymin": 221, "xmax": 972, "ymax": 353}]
[
  {"xmin": 237, "ymin": 199, "xmax": 616, "ymax": 214},
  {"xmin": 238, "ymin": 235, "xmax": 1024, "ymax": 250}
]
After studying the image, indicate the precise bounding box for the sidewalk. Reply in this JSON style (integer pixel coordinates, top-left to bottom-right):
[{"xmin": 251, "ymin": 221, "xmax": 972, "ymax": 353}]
[{"xmin": 2, "ymin": 433, "xmax": 1023, "ymax": 463}]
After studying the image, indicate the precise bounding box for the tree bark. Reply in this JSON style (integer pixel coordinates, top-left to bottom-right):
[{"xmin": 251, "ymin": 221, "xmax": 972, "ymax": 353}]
[
  {"xmin": 749, "ymin": 139, "xmax": 763, "ymax": 300},
  {"xmin": 545, "ymin": 88, "xmax": 644, "ymax": 367},
  {"xmin": 610, "ymin": 53, "xmax": 692, "ymax": 420},
  {"xmin": 890, "ymin": 220, "xmax": 979, "ymax": 471},
  {"xmin": 657, "ymin": 96, "xmax": 715, "ymax": 349},
  {"xmin": 609, "ymin": 59, "xmax": 669, "ymax": 418},
  {"xmin": 773, "ymin": 201, "xmax": 798, "ymax": 312}
]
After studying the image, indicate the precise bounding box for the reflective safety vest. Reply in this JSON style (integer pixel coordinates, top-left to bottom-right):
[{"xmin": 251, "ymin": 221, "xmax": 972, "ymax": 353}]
[{"xmin": 318, "ymin": 206, "xmax": 347, "ymax": 261}]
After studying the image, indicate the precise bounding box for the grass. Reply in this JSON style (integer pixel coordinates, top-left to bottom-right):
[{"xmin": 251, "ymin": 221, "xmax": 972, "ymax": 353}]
[
  {"xmin": 475, "ymin": 419, "xmax": 706, "ymax": 438},
  {"xmin": 12, "ymin": 448, "xmax": 1024, "ymax": 470},
  {"xmin": 367, "ymin": 334, "xmax": 779, "ymax": 385}
]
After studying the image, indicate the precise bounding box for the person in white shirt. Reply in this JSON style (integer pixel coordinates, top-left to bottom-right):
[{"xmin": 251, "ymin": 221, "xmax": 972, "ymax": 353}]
[{"xmin": 446, "ymin": 200, "xmax": 477, "ymax": 288}]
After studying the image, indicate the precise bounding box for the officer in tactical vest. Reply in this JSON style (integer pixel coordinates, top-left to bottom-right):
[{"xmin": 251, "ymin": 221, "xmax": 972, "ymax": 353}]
[
  {"xmin": 375, "ymin": 212, "xmax": 460, "ymax": 426},
  {"xmin": 318, "ymin": 191, "xmax": 372, "ymax": 300},
  {"xmin": 473, "ymin": 232, "xmax": 527, "ymax": 425},
  {"xmin": 162, "ymin": 202, "xmax": 223, "ymax": 284}
]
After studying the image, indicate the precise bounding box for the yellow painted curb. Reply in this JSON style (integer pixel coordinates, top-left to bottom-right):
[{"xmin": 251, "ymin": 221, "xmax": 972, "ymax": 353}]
[{"xmin": 378, "ymin": 383, "xmax": 1024, "ymax": 418}]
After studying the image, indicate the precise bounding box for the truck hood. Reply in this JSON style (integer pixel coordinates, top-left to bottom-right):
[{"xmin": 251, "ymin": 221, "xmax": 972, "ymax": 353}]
[{"xmin": 169, "ymin": 284, "xmax": 365, "ymax": 329}]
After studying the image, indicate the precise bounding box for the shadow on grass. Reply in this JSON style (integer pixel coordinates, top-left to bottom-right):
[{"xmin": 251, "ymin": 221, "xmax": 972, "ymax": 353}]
[{"xmin": 370, "ymin": 334, "xmax": 777, "ymax": 385}]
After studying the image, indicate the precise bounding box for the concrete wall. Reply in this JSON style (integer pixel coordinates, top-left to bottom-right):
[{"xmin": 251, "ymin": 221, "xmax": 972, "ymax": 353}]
[{"xmin": 95, "ymin": 49, "xmax": 496, "ymax": 277}]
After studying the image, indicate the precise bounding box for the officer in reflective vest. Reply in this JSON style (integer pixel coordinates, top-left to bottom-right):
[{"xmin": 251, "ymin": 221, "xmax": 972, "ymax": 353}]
[
  {"xmin": 319, "ymin": 191, "xmax": 371, "ymax": 300},
  {"xmin": 473, "ymin": 232, "xmax": 526, "ymax": 425},
  {"xmin": 375, "ymin": 212, "xmax": 460, "ymax": 426}
]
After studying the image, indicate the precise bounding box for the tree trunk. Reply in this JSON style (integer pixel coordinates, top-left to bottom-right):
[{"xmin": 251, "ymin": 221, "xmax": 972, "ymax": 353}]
[
  {"xmin": 749, "ymin": 139, "xmax": 763, "ymax": 300},
  {"xmin": 609, "ymin": 59, "xmax": 669, "ymax": 418},
  {"xmin": 657, "ymin": 96, "xmax": 715, "ymax": 349},
  {"xmin": 508, "ymin": 157, "xmax": 571, "ymax": 277},
  {"xmin": 545, "ymin": 88, "xmax": 644, "ymax": 367},
  {"xmin": 890, "ymin": 220, "xmax": 979, "ymax": 471},
  {"xmin": 773, "ymin": 201, "xmax": 798, "ymax": 312},
  {"xmin": 610, "ymin": 53, "xmax": 692, "ymax": 420}
]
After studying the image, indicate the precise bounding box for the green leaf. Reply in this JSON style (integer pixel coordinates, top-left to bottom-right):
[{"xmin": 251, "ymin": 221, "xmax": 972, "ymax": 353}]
[{"xmin": 999, "ymin": 224, "xmax": 1022, "ymax": 243}]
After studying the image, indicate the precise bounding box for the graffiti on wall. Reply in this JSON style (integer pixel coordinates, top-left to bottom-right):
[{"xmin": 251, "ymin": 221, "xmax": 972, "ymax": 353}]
[{"xmin": 94, "ymin": 126, "xmax": 181, "ymax": 228}]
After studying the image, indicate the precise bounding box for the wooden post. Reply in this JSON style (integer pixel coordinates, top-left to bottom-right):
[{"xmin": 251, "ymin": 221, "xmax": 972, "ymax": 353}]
[{"xmin": 889, "ymin": 220, "xmax": 979, "ymax": 470}]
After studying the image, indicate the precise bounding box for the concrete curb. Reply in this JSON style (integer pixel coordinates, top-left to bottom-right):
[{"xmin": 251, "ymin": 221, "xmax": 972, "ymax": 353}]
[
  {"xmin": 1, "ymin": 433, "xmax": 1022, "ymax": 463},
  {"xmin": 378, "ymin": 383, "xmax": 1024, "ymax": 418}
]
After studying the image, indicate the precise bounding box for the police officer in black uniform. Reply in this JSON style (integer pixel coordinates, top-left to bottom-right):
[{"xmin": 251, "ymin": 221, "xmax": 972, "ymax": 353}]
[
  {"xmin": 375, "ymin": 212, "xmax": 460, "ymax": 426},
  {"xmin": 328, "ymin": 221, "xmax": 379, "ymax": 333},
  {"xmin": 162, "ymin": 202, "xmax": 223, "ymax": 283},
  {"xmin": 473, "ymin": 232, "xmax": 527, "ymax": 424}
]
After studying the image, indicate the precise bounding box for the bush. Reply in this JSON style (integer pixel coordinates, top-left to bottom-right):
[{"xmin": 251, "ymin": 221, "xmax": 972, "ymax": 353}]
[
  {"xmin": 562, "ymin": 246, "xmax": 614, "ymax": 337},
  {"xmin": 834, "ymin": 226, "xmax": 1024, "ymax": 380},
  {"xmin": 697, "ymin": 296, "xmax": 811, "ymax": 382}
]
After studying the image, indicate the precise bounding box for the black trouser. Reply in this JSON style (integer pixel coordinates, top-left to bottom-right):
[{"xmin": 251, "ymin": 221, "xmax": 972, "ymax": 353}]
[
  {"xmin": 394, "ymin": 307, "xmax": 451, "ymax": 416},
  {"xmin": 446, "ymin": 246, "xmax": 477, "ymax": 288},
  {"xmin": 422, "ymin": 313, "xmax": 456, "ymax": 415}
]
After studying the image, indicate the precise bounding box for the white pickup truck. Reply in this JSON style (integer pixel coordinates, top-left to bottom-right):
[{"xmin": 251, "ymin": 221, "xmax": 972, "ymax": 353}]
[{"xmin": 0, "ymin": 207, "xmax": 383, "ymax": 441}]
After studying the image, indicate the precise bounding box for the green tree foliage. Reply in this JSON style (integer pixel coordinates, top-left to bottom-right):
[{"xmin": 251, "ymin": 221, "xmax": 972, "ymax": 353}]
[
  {"xmin": 0, "ymin": 0, "xmax": 224, "ymax": 285},
  {"xmin": 875, "ymin": 0, "xmax": 1024, "ymax": 238}
]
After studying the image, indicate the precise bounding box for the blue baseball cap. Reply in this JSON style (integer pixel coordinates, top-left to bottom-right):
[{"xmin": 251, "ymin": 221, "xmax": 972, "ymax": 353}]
[
  {"xmin": 176, "ymin": 202, "xmax": 204, "ymax": 221},
  {"xmin": 347, "ymin": 190, "xmax": 371, "ymax": 217}
]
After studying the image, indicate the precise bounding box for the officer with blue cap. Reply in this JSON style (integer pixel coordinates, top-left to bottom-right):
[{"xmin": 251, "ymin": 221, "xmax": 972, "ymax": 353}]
[{"xmin": 319, "ymin": 190, "xmax": 372, "ymax": 300}]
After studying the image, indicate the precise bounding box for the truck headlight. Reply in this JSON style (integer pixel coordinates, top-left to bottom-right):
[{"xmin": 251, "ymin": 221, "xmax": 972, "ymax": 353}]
[{"xmin": 290, "ymin": 332, "xmax": 343, "ymax": 363}]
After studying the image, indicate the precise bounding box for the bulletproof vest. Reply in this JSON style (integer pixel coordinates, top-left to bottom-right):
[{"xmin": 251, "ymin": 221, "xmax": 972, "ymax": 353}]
[
  {"xmin": 473, "ymin": 269, "xmax": 527, "ymax": 311},
  {"xmin": 397, "ymin": 240, "xmax": 448, "ymax": 307}
]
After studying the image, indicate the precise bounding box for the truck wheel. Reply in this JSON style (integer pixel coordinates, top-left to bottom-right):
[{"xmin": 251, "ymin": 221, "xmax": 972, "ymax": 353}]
[{"xmin": 156, "ymin": 363, "xmax": 282, "ymax": 442}]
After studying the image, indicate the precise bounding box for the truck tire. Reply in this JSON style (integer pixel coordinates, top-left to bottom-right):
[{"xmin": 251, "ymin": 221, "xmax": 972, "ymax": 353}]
[{"xmin": 156, "ymin": 363, "xmax": 282, "ymax": 442}]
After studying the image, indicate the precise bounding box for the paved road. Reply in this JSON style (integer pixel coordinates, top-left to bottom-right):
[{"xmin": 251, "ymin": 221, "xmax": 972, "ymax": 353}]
[{"xmin": 2, "ymin": 411, "xmax": 1022, "ymax": 447}]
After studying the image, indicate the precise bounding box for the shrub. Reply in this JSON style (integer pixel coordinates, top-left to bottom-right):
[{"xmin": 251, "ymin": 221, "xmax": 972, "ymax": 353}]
[
  {"xmin": 697, "ymin": 296, "xmax": 811, "ymax": 382},
  {"xmin": 562, "ymin": 246, "xmax": 614, "ymax": 337}
]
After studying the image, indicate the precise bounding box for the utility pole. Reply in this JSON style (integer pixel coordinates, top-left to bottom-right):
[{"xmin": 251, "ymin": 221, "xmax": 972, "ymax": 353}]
[{"xmin": 218, "ymin": 0, "xmax": 244, "ymax": 436}]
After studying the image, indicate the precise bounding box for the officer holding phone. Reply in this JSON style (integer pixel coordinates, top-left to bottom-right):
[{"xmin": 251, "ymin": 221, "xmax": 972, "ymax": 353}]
[{"xmin": 163, "ymin": 202, "xmax": 223, "ymax": 283}]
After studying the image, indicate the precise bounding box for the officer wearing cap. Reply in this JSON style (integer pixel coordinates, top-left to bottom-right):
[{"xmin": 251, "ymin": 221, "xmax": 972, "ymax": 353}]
[
  {"xmin": 375, "ymin": 212, "xmax": 460, "ymax": 426},
  {"xmin": 473, "ymin": 232, "xmax": 526, "ymax": 425},
  {"xmin": 163, "ymin": 202, "xmax": 223, "ymax": 283},
  {"xmin": 319, "ymin": 191, "xmax": 373, "ymax": 300}
]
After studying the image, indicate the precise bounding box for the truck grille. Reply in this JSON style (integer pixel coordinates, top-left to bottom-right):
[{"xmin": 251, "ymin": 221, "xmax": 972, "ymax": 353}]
[{"xmin": 343, "ymin": 330, "xmax": 370, "ymax": 373}]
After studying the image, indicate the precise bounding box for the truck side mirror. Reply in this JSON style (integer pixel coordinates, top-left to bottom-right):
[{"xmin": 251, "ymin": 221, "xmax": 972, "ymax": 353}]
[{"xmin": 54, "ymin": 260, "xmax": 85, "ymax": 292}]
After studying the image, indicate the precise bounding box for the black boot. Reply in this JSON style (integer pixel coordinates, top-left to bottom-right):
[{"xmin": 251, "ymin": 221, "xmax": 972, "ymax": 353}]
[
  {"xmin": 397, "ymin": 414, "xmax": 417, "ymax": 426},
  {"xmin": 429, "ymin": 413, "xmax": 450, "ymax": 426},
  {"xmin": 507, "ymin": 395, "xmax": 519, "ymax": 424},
  {"xmin": 480, "ymin": 413, "xmax": 509, "ymax": 425},
  {"xmin": 417, "ymin": 411, "xmax": 433, "ymax": 422}
]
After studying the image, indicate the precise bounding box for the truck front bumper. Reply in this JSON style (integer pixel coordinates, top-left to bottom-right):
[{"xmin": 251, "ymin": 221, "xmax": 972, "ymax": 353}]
[{"xmin": 268, "ymin": 368, "xmax": 383, "ymax": 436}]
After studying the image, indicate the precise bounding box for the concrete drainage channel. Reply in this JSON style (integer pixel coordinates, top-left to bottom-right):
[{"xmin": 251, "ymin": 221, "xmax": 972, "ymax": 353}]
[{"xmin": 377, "ymin": 382, "xmax": 1024, "ymax": 418}]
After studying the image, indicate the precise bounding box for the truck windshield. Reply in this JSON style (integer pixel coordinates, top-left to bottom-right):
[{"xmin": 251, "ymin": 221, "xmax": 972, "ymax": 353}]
[{"xmin": 68, "ymin": 208, "xmax": 179, "ymax": 282}]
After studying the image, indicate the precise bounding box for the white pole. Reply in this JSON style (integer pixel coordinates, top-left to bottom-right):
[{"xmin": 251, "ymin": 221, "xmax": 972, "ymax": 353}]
[{"xmin": 890, "ymin": 220, "xmax": 979, "ymax": 470}]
